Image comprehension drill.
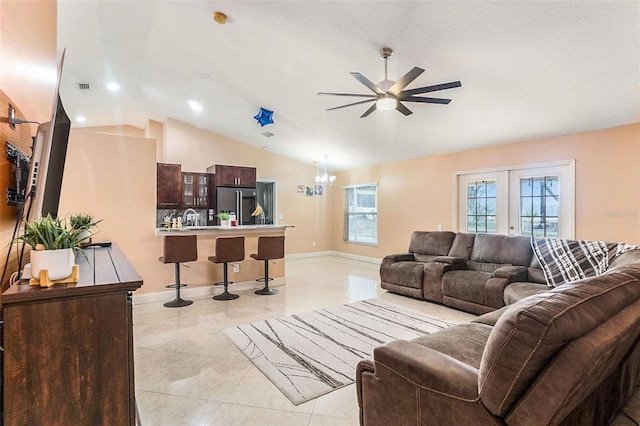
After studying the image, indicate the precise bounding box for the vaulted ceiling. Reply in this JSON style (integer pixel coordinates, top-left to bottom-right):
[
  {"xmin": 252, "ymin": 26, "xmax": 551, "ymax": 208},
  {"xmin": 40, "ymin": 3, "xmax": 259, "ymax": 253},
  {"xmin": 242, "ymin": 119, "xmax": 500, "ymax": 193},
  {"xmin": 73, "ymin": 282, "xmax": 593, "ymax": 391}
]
[{"xmin": 57, "ymin": 1, "xmax": 639, "ymax": 171}]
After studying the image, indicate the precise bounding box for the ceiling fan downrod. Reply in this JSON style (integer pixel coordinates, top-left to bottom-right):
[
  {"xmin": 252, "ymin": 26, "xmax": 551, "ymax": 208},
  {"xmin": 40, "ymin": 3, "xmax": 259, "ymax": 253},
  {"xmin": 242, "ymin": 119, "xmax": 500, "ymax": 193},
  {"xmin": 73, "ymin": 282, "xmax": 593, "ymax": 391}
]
[{"xmin": 380, "ymin": 47, "xmax": 393, "ymax": 87}]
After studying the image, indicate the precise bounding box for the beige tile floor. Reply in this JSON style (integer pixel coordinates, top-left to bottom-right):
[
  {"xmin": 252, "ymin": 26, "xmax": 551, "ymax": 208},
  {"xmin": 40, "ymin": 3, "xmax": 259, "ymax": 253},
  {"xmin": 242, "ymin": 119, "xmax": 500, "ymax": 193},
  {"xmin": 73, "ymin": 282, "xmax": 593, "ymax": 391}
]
[{"xmin": 133, "ymin": 255, "xmax": 640, "ymax": 426}]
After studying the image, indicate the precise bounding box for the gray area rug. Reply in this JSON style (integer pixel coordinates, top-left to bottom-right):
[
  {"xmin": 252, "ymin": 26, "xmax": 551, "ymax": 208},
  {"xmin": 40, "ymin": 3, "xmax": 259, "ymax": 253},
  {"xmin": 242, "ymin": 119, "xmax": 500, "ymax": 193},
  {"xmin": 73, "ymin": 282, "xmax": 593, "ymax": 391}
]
[{"xmin": 224, "ymin": 299, "xmax": 452, "ymax": 405}]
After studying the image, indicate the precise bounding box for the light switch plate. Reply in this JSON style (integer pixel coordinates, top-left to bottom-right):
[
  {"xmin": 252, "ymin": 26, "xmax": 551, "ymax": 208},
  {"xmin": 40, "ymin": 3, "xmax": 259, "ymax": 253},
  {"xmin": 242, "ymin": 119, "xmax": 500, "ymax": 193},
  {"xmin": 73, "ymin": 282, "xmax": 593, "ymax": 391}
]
[{"xmin": 278, "ymin": 214, "xmax": 284, "ymax": 220}]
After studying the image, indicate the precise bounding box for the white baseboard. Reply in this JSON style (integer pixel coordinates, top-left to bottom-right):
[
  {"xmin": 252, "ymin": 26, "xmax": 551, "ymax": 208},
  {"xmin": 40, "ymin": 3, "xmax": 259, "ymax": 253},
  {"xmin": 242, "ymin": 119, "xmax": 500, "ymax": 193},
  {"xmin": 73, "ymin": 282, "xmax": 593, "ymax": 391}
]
[
  {"xmin": 286, "ymin": 250, "xmax": 381, "ymax": 265},
  {"xmin": 285, "ymin": 251, "xmax": 334, "ymax": 259},
  {"xmin": 332, "ymin": 251, "xmax": 382, "ymax": 265},
  {"xmin": 133, "ymin": 251, "xmax": 380, "ymax": 305}
]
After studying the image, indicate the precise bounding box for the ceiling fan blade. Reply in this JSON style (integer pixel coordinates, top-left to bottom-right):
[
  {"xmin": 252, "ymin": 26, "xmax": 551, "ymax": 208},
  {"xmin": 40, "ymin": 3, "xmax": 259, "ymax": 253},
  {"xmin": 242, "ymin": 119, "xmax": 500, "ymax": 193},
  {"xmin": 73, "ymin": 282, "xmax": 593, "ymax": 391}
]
[
  {"xmin": 326, "ymin": 98, "xmax": 376, "ymax": 111},
  {"xmin": 350, "ymin": 72, "xmax": 386, "ymax": 95},
  {"xmin": 387, "ymin": 67, "xmax": 425, "ymax": 96},
  {"xmin": 401, "ymin": 96, "xmax": 452, "ymax": 104},
  {"xmin": 317, "ymin": 92, "xmax": 377, "ymax": 98},
  {"xmin": 396, "ymin": 102, "xmax": 413, "ymax": 116},
  {"xmin": 400, "ymin": 81, "xmax": 462, "ymax": 97},
  {"xmin": 360, "ymin": 103, "xmax": 377, "ymax": 118}
]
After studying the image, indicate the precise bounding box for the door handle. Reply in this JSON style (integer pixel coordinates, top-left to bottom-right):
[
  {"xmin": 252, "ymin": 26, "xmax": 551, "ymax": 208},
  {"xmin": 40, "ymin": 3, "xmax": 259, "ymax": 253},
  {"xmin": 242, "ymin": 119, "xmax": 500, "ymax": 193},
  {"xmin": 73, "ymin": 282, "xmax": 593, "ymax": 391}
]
[{"xmin": 236, "ymin": 191, "xmax": 241, "ymax": 225}]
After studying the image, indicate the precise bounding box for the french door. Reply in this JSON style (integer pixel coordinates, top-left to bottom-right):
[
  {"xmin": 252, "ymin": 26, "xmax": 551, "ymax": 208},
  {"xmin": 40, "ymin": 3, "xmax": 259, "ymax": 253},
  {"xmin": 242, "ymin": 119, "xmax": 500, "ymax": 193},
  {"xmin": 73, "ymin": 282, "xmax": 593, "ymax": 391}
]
[{"xmin": 455, "ymin": 161, "xmax": 575, "ymax": 238}]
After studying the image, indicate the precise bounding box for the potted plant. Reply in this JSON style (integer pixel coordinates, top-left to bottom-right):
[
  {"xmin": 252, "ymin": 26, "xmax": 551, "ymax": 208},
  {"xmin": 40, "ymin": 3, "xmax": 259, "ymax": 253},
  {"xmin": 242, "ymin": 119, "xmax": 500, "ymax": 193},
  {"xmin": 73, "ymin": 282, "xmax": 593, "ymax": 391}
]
[
  {"xmin": 69, "ymin": 213, "xmax": 102, "ymax": 244},
  {"xmin": 217, "ymin": 212, "xmax": 230, "ymax": 227},
  {"xmin": 16, "ymin": 214, "xmax": 90, "ymax": 281}
]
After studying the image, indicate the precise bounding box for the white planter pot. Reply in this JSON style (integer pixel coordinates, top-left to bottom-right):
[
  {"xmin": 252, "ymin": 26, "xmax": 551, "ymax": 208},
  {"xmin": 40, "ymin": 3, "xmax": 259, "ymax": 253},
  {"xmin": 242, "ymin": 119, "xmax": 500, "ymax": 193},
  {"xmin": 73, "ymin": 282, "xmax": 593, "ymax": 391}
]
[
  {"xmin": 220, "ymin": 219, "xmax": 230, "ymax": 227},
  {"xmin": 77, "ymin": 229, "xmax": 92, "ymax": 245},
  {"xmin": 30, "ymin": 248, "xmax": 75, "ymax": 281}
]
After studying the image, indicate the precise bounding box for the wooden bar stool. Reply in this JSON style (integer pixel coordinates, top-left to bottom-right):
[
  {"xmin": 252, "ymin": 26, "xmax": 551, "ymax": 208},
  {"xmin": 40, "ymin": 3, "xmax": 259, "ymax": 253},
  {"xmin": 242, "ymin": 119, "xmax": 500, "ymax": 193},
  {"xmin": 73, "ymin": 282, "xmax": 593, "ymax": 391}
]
[
  {"xmin": 159, "ymin": 234, "xmax": 197, "ymax": 308},
  {"xmin": 251, "ymin": 235, "xmax": 285, "ymax": 295},
  {"xmin": 208, "ymin": 236, "xmax": 245, "ymax": 301}
]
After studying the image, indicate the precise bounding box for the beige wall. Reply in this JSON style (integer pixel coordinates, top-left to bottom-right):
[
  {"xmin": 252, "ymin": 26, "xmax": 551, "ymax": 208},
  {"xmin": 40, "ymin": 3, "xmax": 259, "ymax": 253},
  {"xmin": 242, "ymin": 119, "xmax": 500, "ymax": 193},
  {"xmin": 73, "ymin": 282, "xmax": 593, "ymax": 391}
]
[
  {"xmin": 78, "ymin": 124, "xmax": 145, "ymax": 138},
  {"xmin": 144, "ymin": 119, "xmax": 164, "ymax": 161},
  {"xmin": 0, "ymin": 0, "xmax": 57, "ymax": 288},
  {"xmin": 0, "ymin": 0, "xmax": 57, "ymax": 124},
  {"xmin": 58, "ymin": 130, "xmax": 159, "ymax": 290},
  {"xmin": 331, "ymin": 123, "xmax": 640, "ymax": 259}
]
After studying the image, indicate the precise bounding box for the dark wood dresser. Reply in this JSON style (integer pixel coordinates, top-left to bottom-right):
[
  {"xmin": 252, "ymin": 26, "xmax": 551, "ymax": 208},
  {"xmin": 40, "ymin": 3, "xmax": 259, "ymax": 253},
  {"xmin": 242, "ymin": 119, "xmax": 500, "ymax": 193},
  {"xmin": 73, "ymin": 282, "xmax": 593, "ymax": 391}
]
[{"xmin": 2, "ymin": 244, "xmax": 143, "ymax": 425}]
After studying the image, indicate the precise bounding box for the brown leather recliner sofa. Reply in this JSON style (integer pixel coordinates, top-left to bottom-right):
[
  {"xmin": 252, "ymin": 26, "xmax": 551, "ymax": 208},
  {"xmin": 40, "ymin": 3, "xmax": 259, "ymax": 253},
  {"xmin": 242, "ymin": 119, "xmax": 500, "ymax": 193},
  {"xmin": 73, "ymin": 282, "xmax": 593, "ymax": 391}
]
[
  {"xmin": 360, "ymin": 233, "xmax": 640, "ymax": 425},
  {"xmin": 380, "ymin": 231, "xmax": 550, "ymax": 315},
  {"xmin": 358, "ymin": 251, "xmax": 640, "ymax": 425}
]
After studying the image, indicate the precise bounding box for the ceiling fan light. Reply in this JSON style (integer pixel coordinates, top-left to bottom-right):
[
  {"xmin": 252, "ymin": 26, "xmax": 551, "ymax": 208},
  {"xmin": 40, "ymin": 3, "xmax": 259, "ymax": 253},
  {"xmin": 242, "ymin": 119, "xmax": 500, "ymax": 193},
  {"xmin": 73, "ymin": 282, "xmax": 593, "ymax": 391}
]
[{"xmin": 376, "ymin": 96, "xmax": 397, "ymax": 111}]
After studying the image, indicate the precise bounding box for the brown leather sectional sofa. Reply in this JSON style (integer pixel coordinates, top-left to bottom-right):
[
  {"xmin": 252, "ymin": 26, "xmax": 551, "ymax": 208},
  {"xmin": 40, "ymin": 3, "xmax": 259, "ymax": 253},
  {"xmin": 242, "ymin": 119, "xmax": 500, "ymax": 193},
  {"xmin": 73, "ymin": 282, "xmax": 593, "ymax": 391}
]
[
  {"xmin": 380, "ymin": 231, "xmax": 551, "ymax": 315},
  {"xmin": 358, "ymin": 231, "xmax": 640, "ymax": 425}
]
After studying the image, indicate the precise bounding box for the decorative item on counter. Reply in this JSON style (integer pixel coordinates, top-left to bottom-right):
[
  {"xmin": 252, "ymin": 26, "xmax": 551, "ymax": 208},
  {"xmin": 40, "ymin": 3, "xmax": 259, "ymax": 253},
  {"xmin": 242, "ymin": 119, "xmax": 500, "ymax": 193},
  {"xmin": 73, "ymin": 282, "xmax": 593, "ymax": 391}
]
[
  {"xmin": 229, "ymin": 212, "xmax": 237, "ymax": 226},
  {"xmin": 14, "ymin": 214, "xmax": 89, "ymax": 286},
  {"xmin": 69, "ymin": 213, "xmax": 102, "ymax": 246},
  {"xmin": 251, "ymin": 203, "xmax": 266, "ymax": 225},
  {"xmin": 253, "ymin": 107, "xmax": 274, "ymax": 127},
  {"xmin": 217, "ymin": 212, "xmax": 230, "ymax": 227}
]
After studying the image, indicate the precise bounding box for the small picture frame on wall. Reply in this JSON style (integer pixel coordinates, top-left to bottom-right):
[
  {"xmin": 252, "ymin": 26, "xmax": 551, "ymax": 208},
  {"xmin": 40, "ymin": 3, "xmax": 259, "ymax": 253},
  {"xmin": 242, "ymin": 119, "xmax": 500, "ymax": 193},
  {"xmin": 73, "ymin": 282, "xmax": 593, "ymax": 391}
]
[
  {"xmin": 306, "ymin": 186, "xmax": 314, "ymax": 196},
  {"xmin": 314, "ymin": 185, "xmax": 323, "ymax": 196},
  {"xmin": 297, "ymin": 184, "xmax": 306, "ymax": 195}
]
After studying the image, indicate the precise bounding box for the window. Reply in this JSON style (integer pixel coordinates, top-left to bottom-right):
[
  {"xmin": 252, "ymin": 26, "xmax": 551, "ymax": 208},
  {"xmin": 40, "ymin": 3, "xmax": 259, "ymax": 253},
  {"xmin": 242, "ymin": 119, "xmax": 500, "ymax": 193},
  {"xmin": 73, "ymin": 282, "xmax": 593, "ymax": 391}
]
[
  {"xmin": 344, "ymin": 184, "xmax": 378, "ymax": 245},
  {"xmin": 519, "ymin": 175, "xmax": 559, "ymax": 237},
  {"xmin": 466, "ymin": 179, "xmax": 497, "ymax": 233}
]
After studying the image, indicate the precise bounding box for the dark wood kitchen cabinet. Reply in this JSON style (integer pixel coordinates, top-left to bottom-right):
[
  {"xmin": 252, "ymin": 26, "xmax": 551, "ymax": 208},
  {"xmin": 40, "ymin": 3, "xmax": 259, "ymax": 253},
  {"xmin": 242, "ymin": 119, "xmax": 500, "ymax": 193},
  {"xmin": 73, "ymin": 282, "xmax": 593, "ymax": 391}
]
[
  {"xmin": 157, "ymin": 162, "xmax": 182, "ymax": 208},
  {"xmin": 182, "ymin": 172, "xmax": 212, "ymax": 208},
  {"xmin": 2, "ymin": 245, "xmax": 143, "ymax": 425},
  {"xmin": 214, "ymin": 164, "xmax": 257, "ymax": 188}
]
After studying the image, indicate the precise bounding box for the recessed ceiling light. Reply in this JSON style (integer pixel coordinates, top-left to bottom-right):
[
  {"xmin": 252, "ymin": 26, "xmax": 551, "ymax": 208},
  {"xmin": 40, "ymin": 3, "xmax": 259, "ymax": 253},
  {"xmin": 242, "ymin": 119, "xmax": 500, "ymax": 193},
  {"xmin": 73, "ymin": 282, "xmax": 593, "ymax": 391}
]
[
  {"xmin": 107, "ymin": 82, "xmax": 120, "ymax": 92},
  {"xmin": 188, "ymin": 100, "xmax": 203, "ymax": 112},
  {"xmin": 75, "ymin": 115, "xmax": 86, "ymax": 123}
]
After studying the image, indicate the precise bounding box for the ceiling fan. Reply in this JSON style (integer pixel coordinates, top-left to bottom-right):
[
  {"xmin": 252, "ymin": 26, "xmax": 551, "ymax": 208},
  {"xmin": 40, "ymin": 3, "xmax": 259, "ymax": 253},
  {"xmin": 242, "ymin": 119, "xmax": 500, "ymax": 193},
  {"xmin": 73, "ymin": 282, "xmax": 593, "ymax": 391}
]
[{"xmin": 318, "ymin": 47, "xmax": 461, "ymax": 118}]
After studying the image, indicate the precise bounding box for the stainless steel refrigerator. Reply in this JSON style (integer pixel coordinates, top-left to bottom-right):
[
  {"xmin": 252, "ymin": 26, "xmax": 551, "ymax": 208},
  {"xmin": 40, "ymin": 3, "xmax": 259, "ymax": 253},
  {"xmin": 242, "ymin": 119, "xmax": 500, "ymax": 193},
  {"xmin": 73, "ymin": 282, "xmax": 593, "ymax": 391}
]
[{"xmin": 216, "ymin": 187, "xmax": 258, "ymax": 225}]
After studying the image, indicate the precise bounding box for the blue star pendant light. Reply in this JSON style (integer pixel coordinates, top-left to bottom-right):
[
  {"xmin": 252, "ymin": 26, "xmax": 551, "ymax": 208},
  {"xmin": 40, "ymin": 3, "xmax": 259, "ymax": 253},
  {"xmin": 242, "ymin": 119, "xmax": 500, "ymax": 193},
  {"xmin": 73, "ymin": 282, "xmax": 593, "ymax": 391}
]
[{"xmin": 254, "ymin": 107, "xmax": 274, "ymax": 127}]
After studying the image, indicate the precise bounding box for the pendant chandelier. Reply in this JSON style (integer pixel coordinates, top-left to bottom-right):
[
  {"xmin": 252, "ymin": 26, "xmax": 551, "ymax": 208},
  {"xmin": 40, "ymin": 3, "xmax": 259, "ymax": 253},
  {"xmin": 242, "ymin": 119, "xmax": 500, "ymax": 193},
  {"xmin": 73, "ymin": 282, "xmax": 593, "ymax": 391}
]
[{"xmin": 315, "ymin": 155, "xmax": 336, "ymax": 185}]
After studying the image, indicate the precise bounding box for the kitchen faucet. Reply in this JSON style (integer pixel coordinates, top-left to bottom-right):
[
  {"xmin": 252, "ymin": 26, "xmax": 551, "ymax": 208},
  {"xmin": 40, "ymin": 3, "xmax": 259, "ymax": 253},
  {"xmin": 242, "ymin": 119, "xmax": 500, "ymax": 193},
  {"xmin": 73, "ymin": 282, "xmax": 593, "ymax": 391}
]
[{"xmin": 182, "ymin": 208, "xmax": 199, "ymax": 226}]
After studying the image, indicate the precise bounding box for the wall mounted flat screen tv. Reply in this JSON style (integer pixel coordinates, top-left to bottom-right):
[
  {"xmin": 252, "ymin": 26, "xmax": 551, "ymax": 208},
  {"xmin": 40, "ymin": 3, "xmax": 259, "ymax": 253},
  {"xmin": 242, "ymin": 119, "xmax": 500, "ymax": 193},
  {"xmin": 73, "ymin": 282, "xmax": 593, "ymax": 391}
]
[{"xmin": 25, "ymin": 49, "xmax": 70, "ymax": 220}]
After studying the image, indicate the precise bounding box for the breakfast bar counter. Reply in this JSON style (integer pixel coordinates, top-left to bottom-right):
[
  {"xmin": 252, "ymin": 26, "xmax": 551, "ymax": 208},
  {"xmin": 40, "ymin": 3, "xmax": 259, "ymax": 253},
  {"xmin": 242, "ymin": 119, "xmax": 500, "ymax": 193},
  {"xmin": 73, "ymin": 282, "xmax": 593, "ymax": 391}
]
[
  {"xmin": 154, "ymin": 225, "xmax": 295, "ymax": 288},
  {"xmin": 155, "ymin": 224, "xmax": 294, "ymax": 237}
]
